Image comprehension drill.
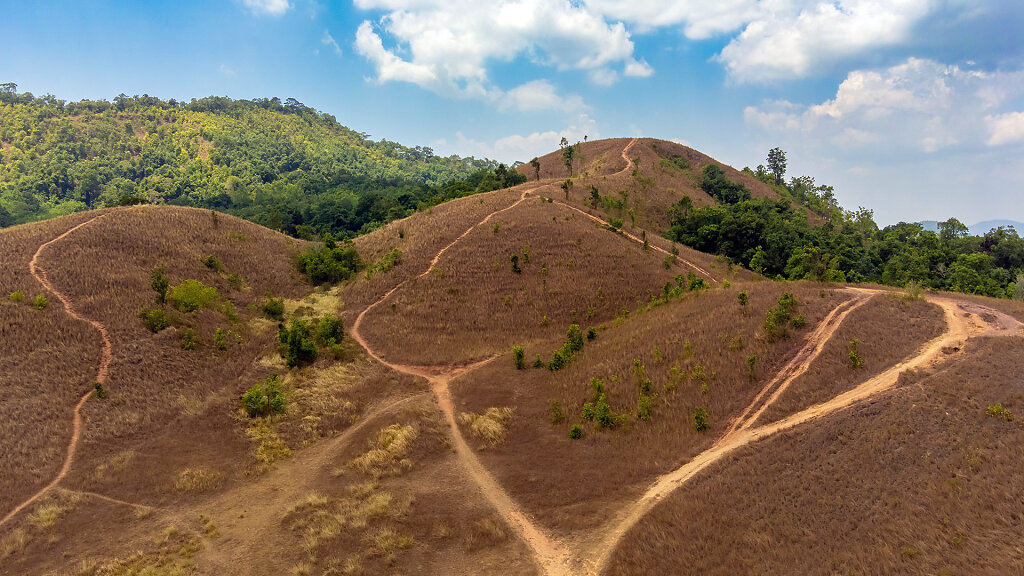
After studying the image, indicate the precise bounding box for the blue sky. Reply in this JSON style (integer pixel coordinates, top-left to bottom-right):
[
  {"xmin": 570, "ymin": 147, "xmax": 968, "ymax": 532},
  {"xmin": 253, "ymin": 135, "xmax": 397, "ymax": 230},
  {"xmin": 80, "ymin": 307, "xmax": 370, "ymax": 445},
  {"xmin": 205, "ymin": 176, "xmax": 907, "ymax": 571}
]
[{"xmin": 2, "ymin": 0, "xmax": 1023, "ymax": 225}]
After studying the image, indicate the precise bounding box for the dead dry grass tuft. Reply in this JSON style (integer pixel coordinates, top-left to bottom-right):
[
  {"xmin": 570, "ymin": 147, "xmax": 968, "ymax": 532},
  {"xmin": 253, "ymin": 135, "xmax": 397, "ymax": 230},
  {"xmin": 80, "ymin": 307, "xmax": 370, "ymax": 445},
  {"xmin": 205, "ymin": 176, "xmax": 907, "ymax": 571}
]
[
  {"xmin": 459, "ymin": 407, "xmax": 514, "ymax": 447},
  {"xmin": 348, "ymin": 423, "xmax": 418, "ymax": 478},
  {"xmin": 173, "ymin": 467, "xmax": 225, "ymax": 493}
]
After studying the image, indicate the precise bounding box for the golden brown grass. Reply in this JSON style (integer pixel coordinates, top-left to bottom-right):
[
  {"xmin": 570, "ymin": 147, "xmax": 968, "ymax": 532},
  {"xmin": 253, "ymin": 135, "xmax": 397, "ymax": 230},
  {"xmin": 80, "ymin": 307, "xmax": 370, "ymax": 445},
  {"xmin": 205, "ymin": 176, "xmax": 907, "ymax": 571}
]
[
  {"xmin": 348, "ymin": 423, "xmax": 418, "ymax": 478},
  {"xmin": 459, "ymin": 407, "xmax": 514, "ymax": 447},
  {"xmin": 0, "ymin": 205, "xmax": 310, "ymax": 518},
  {"xmin": 356, "ymin": 196, "xmax": 698, "ymax": 364},
  {"xmin": 606, "ymin": 335, "xmax": 1024, "ymax": 576},
  {"xmin": 450, "ymin": 282, "xmax": 849, "ymax": 533},
  {"xmin": 758, "ymin": 293, "xmax": 946, "ymax": 423}
]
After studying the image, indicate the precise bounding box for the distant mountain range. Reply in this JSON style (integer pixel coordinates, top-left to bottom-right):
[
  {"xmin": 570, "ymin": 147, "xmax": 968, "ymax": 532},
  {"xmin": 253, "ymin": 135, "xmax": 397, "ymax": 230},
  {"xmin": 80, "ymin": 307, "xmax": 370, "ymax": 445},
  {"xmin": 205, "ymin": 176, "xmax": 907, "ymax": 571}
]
[{"xmin": 918, "ymin": 219, "xmax": 1022, "ymax": 236}]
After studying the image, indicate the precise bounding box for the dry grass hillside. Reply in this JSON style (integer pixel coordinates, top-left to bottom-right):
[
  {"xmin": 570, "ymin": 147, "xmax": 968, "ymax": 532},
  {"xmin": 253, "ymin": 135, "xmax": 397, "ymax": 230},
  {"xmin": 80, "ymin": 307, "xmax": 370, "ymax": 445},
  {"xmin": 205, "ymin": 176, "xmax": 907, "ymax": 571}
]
[
  {"xmin": 1, "ymin": 137, "xmax": 1022, "ymax": 576},
  {"xmin": 607, "ymin": 333, "xmax": 1024, "ymax": 576},
  {"xmin": 520, "ymin": 137, "xmax": 779, "ymax": 233},
  {"xmin": 448, "ymin": 286, "xmax": 952, "ymax": 534}
]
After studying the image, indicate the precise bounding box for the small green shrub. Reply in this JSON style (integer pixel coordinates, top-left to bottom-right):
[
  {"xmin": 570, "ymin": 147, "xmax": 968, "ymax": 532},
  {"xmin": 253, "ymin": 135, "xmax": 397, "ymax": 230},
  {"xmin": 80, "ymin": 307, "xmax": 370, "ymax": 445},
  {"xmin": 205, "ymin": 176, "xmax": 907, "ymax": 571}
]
[
  {"xmin": 281, "ymin": 319, "xmax": 318, "ymax": 367},
  {"xmin": 586, "ymin": 327, "xmax": 597, "ymax": 340},
  {"xmin": 986, "ymin": 403, "xmax": 1014, "ymax": 421},
  {"xmin": 510, "ymin": 254, "xmax": 522, "ymax": 274},
  {"xmin": 168, "ymin": 280, "xmax": 220, "ymax": 313},
  {"xmin": 581, "ymin": 402, "xmax": 595, "ymax": 421},
  {"xmin": 512, "ymin": 346, "xmax": 525, "ymax": 370},
  {"xmin": 214, "ymin": 328, "xmax": 228, "ymax": 350},
  {"xmin": 222, "ymin": 301, "xmax": 239, "ymax": 322},
  {"xmin": 262, "ymin": 297, "xmax": 285, "ymax": 321},
  {"xmin": 687, "ymin": 273, "xmax": 709, "ymax": 292},
  {"xmin": 315, "ymin": 314, "xmax": 344, "ymax": 347},
  {"xmin": 34, "ymin": 294, "xmax": 48, "ymax": 310},
  {"xmin": 568, "ymin": 425, "xmax": 583, "ymax": 439},
  {"xmin": 791, "ymin": 314, "xmax": 806, "ymax": 329},
  {"xmin": 93, "ymin": 381, "xmax": 107, "ymax": 400},
  {"xmin": 367, "ymin": 248, "xmax": 402, "ymax": 278},
  {"xmin": 533, "ymin": 354, "xmax": 544, "ymax": 368},
  {"xmin": 202, "ymin": 254, "xmax": 223, "ymax": 272},
  {"xmin": 608, "ymin": 217, "xmax": 624, "ymax": 229},
  {"xmin": 849, "ymin": 339, "xmax": 863, "ymax": 369},
  {"xmin": 151, "ymin": 266, "xmax": 169, "ymax": 304},
  {"xmin": 9, "ymin": 291, "xmax": 24, "ymax": 302},
  {"xmin": 549, "ymin": 401, "xmax": 564, "ymax": 424},
  {"xmin": 181, "ymin": 328, "xmax": 197, "ymax": 350},
  {"xmin": 139, "ymin": 307, "xmax": 171, "ymax": 332},
  {"xmin": 242, "ymin": 374, "xmax": 286, "ymax": 418},
  {"xmin": 693, "ymin": 407, "xmax": 709, "ymax": 432},
  {"xmin": 227, "ymin": 273, "xmax": 244, "ymax": 290},
  {"xmin": 746, "ymin": 354, "xmax": 757, "ymax": 380},
  {"xmin": 738, "ymin": 291, "xmax": 748, "ymax": 309},
  {"xmin": 637, "ymin": 394, "xmax": 653, "ymax": 421}
]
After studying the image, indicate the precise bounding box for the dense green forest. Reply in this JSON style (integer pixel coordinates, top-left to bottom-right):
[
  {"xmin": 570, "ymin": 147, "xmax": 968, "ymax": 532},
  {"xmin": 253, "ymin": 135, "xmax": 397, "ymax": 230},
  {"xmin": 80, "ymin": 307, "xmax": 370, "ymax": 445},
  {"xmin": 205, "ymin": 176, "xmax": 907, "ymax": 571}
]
[
  {"xmin": 0, "ymin": 85, "xmax": 524, "ymax": 237},
  {"xmin": 667, "ymin": 159, "xmax": 1024, "ymax": 299}
]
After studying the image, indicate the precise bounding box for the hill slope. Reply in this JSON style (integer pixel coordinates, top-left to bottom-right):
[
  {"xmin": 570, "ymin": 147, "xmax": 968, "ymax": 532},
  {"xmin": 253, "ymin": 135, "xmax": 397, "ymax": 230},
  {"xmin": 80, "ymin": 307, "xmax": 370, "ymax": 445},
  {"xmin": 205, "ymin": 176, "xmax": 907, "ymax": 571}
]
[{"xmin": 1, "ymin": 138, "xmax": 1022, "ymax": 576}]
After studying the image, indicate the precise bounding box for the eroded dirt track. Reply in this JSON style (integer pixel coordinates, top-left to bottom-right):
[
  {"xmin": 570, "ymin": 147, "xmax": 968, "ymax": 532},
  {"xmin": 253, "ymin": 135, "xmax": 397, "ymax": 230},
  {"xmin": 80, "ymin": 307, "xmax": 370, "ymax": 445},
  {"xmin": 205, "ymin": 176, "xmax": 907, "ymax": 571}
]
[
  {"xmin": 587, "ymin": 290, "xmax": 1022, "ymax": 574},
  {"xmin": 0, "ymin": 216, "xmax": 110, "ymax": 529}
]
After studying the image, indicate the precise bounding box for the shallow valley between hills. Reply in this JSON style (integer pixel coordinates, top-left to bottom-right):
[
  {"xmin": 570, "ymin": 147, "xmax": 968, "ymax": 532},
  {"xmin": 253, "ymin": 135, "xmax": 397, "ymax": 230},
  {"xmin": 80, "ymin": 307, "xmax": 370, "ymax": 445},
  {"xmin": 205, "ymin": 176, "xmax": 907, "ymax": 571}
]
[{"xmin": 1, "ymin": 138, "xmax": 1022, "ymax": 576}]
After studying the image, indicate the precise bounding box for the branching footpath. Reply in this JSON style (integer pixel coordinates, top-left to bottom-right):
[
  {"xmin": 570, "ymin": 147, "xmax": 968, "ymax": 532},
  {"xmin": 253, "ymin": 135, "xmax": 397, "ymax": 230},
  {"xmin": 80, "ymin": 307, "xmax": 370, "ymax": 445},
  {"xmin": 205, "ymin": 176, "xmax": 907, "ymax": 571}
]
[
  {"xmin": 346, "ymin": 140, "xmax": 1024, "ymax": 576},
  {"xmin": 10, "ymin": 140, "xmax": 1019, "ymax": 576}
]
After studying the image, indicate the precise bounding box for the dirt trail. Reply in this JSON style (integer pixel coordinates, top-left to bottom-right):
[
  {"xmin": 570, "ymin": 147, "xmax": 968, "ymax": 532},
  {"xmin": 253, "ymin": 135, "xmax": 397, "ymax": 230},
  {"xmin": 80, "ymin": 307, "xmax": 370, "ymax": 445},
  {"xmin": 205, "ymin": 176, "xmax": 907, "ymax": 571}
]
[
  {"xmin": 587, "ymin": 290, "xmax": 1022, "ymax": 573},
  {"xmin": 724, "ymin": 292, "xmax": 870, "ymax": 436},
  {"xmin": 0, "ymin": 216, "xmax": 109, "ymax": 530},
  {"xmin": 350, "ymin": 182, "xmax": 582, "ymax": 575}
]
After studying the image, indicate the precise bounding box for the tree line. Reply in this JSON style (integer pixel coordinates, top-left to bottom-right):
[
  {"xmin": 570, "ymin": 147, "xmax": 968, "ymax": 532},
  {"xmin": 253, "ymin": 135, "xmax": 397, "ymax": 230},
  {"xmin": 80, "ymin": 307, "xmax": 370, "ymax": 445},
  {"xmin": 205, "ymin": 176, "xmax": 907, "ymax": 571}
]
[
  {"xmin": 669, "ymin": 148, "xmax": 1024, "ymax": 299},
  {"xmin": 0, "ymin": 86, "xmax": 524, "ymax": 238}
]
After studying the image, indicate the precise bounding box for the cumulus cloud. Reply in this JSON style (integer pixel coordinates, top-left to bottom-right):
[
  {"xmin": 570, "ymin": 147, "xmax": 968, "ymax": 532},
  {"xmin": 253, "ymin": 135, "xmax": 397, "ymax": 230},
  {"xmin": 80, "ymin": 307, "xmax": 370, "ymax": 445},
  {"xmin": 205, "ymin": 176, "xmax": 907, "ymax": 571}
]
[
  {"xmin": 498, "ymin": 80, "xmax": 585, "ymax": 112},
  {"xmin": 584, "ymin": 0, "xmax": 759, "ymax": 38},
  {"xmin": 744, "ymin": 58, "xmax": 1024, "ymax": 153},
  {"xmin": 239, "ymin": 0, "xmax": 290, "ymax": 16},
  {"xmin": 352, "ymin": 0, "xmax": 647, "ymax": 101},
  {"xmin": 718, "ymin": 0, "xmax": 933, "ymax": 82},
  {"xmin": 986, "ymin": 112, "xmax": 1024, "ymax": 147},
  {"xmin": 321, "ymin": 29, "xmax": 342, "ymax": 56},
  {"xmin": 436, "ymin": 115, "xmax": 599, "ymax": 164}
]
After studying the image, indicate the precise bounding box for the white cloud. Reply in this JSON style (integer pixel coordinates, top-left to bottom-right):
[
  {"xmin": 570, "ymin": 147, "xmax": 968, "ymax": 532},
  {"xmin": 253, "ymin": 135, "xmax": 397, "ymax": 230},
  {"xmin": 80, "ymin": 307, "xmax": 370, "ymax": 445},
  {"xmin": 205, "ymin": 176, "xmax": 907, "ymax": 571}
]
[
  {"xmin": 436, "ymin": 114, "xmax": 599, "ymax": 164},
  {"xmin": 219, "ymin": 64, "xmax": 237, "ymax": 77},
  {"xmin": 624, "ymin": 58, "xmax": 654, "ymax": 77},
  {"xmin": 745, "ymin": 58, "xmax": 1024, "ymax": 153},
  {"xmin": 352, "ymin": 0, "xmax": 648, "ymax": 101},
  {"xmin": 498, "ymin": 80, "xmax": 585, "ymax": 112},
  {"xmin": 584, "ymin": 0, "xmax": 759, "ymax": 38},
  {"xmin": 718, "ymin": 0, "xmax": 934, "ymax": 82},
  {"xmin": 240, "ymin": 0, "xmax": 291, "ymax": 16},
  {"xmin": 321, "ymin": 29, "xmax": 342, "ymax": 56},
  {"xmin": 986, "ymin": 112, "xmax": 1024, "ymax": 147}
]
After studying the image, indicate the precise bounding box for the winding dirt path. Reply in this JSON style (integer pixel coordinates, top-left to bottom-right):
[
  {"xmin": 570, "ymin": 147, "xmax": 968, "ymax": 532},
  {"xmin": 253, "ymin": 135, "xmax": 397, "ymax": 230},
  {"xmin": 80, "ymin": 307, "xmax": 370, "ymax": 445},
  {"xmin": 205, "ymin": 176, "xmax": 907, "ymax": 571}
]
[
  {"xmin": 587, "ymin": 290, "xmax": 1022, "ymax": 574},
  {"xmin": 0, "ymin": 216, "xmax": 110, "ymax": 530},
  {"xmin": 350, "ymin": 182, "xmax": 581, "ymax": 575}
]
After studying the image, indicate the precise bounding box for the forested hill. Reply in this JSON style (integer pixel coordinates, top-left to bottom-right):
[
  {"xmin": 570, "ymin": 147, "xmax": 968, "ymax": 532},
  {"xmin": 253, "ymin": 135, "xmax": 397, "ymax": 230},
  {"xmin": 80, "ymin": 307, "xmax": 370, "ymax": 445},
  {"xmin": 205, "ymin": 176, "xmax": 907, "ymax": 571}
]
[{"xmin": 0, "ymin": 87, "xmax": 522, "ymax": 237}]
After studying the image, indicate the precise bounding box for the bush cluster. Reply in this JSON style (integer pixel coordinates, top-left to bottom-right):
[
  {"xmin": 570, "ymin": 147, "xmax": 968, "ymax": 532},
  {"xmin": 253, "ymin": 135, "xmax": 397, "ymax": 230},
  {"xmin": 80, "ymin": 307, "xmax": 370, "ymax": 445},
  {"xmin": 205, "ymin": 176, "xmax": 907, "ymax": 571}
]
[
  {"xmin": 168, "ymin": 279, "xmax": 220, "ymax": 313},
  {"xmin": 297, "ymin": 234, "xmax": 363, "ymax": 285},
  {"xmin": 242, "ymin": 374, "xmax": 286, "ymax": 418},
  {"xmin": 278, "ymin": 313, "xmax": 344, "ymax": 367},
  {"xmin": 262, "ymin": 297, "xmax": 285, "ymax": 321},
  {"xmin": 764, "ymin": 292, "xmax": 800, "ymax": 341},
  {"xmin": 549, "ymin": 324, "xmax": 586, "ymax": 371},
  {"xmin": 139, "ymin": 307, "xmax": 171, "ymax": 332}
]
